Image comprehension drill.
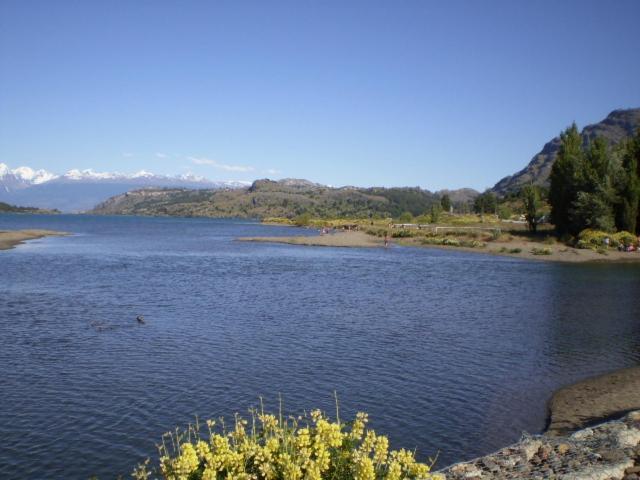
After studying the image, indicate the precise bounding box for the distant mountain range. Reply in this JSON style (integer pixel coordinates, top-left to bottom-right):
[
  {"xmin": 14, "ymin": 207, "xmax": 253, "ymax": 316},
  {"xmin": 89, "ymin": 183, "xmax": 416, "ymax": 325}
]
[
  {"xmin": 492, "ymin": 108, "xmax": 640, "ymax": 194},
  {"xmin": 90, "ymin": 178, "xmax": 477, "ymax": 219},
  {"xmin": 0, "ymin": 163, "xmax": 249, "ymax": 212}
]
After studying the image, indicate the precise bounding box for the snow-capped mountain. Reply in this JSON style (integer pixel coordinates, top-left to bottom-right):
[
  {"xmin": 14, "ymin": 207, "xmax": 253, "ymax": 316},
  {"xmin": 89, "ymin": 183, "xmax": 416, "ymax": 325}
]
[
  {"xmin": 0, "ymin": 162, "xmax": 249, "ymax": 212},
  {"xmin": 0, "ymin": 163, "xmax": 58, "ymax": 192}
]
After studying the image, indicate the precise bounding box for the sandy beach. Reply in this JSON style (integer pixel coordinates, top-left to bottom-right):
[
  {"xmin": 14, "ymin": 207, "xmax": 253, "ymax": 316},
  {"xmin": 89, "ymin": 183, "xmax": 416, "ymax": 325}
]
[
  {"xmin": 239, "ymin": 230, "xmax": 640, "ymax": 263},
  {"xmin": 0, "ymin": 229, "xmax": 68, "ymax": 251},
  {"xmin": 238, "ymin": 230, "xmax": 384, "ymax": 248}
]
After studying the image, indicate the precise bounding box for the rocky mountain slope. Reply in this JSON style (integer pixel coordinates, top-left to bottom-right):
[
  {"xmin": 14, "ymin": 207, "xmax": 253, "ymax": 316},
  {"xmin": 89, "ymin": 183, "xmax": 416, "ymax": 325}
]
[{"xmin": 492, "ymin": 108, "xmax": 640, "ymax": 195}]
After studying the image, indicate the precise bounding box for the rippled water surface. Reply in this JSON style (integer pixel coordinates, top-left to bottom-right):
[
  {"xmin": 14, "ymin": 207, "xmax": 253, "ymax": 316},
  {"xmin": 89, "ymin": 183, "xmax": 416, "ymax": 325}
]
[{"xmin": 1, "ymin": 214, "xmax": 639, "ymax": 479}]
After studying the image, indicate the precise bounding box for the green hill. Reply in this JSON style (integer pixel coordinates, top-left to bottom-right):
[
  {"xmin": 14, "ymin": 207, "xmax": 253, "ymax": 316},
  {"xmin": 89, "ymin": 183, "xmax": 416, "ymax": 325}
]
[
  {"xmin": 89, "ymin": 179, "xmax": 473, "ymax": 219},
  {"xmin": 0, "ymin": 201, "xmax": 59, "ymax": 214}
]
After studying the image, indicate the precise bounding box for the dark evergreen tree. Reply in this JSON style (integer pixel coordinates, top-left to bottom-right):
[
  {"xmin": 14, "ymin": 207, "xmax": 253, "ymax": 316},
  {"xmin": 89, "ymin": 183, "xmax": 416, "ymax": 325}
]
[
  {"xmin": 568, "ymin": 137, "xmax": 618, "ymax": 233},
  {"xmin": 549, "ymin": 123, "xmax": 582, "ymax": 235},
  {"xmin": 473, "ymin": 191, "xmax": 497, "ymax": 215},
  {"xmin": 440, "ymin": 194, "xmax": 451, "ymax": 212},
  {"xmin": 615, "ymin": 130, "xmax": 640, "ymax": 234}
]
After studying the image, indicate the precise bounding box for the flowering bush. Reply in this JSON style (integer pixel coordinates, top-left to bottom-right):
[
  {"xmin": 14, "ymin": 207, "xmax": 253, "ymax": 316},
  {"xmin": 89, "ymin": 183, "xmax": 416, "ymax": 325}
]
[
  {"xmin": 133, "ymin": 406, "xmax": 442, "ymax": 480},
  {"xmin": 576, "ymin": 229, "xmax": 638, "ymax": 249}
]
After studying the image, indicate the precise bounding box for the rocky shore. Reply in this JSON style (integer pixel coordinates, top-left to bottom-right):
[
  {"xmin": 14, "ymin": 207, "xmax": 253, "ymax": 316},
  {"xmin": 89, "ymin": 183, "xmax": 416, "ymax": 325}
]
[
  {"xmin": 440, "ymin": 367, "xmax": 640, "ymax": 479},
  {"xmin": 0, "ymin": 229, "xmax": 68, "ymax": 250},
  {"xmin": 441, "ymin": 410, "xmax": 640, "ymax": 480}
]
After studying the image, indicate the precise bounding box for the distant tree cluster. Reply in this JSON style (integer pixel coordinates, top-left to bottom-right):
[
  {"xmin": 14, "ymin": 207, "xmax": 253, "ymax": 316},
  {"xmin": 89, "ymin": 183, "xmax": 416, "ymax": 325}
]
[
  {"xmin": 473, "ymin": 191, "xmax": 497, "ymax": 215},
  {"xmin": 549, "ymin": 124, "xmax": 640, "ymax": 236}
]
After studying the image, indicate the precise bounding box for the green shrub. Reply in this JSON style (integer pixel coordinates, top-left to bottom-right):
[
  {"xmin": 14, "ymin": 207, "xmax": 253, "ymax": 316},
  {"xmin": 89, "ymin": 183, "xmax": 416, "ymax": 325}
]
[
  {"xmin": 543, "ymin": 236, "xmax": 555, "ymax": 245},
  {"xmin": 293, "ymin": 213, "xmax": 312, "ymax": 227},
  {"xmin": 531, "ymin": 247, "xmax": 552, "ymax": 255},
  {"xmin": 497, "ymin": 205, "xmax": 512, "ymax": 220},
  {"xmin": 460, "ymin": 240, "xmax": 485, "ymax": 248},
  {"xmin": 397, "ymin": 212, "xmax": 413, "ymax": 223},
  {"xmin": 391, "ymin": 230, "xmax": 414, "ymax": 238},
  {"xmin": 616, "ymin": 231, "xmax": 637, "ymax": 247},
  {"xmin": 577, "ymin": 229, "xmax": 638, "ymax": 249},
  {"xmin": 509, "ymin": 248, "xmax": 522, "ymax": 254}
]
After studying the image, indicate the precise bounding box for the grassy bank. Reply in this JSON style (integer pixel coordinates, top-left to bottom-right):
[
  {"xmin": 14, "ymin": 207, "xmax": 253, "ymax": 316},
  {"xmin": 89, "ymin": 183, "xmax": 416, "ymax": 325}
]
[{"xmin": 259, "ymin": 214, "xmax": 640, "ymax": 263}]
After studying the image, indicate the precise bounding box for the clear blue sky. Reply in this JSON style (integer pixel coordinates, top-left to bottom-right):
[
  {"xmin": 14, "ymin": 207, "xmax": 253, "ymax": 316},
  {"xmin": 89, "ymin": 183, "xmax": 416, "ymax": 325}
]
[{"xmin": 1, "ymin": 0, "xmax": 639, "ymax": 190}]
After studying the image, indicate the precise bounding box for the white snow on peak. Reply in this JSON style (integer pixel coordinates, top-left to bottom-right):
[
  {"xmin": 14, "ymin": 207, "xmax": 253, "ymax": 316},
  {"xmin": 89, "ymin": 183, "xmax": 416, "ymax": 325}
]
[
  {"xmin": 11, "ymin": 166, "xmax": 58, "ymax": 184},
  {"xmin": 131, "ymin": 170, "xmax": 155, "ymax": 179},
  {"xmin": 0, "ymin": 162, "xmax": 250, "ymax": 189},
  {"xmin": 0, "ymin": 163, "xmax": 59, "ymax": 184}
]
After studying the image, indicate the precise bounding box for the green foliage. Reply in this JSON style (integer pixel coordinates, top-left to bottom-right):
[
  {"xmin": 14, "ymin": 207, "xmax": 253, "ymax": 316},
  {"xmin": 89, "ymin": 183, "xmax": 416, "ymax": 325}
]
[
  {"xmin": 473, "ymin": 191, "xmax": 497, "ymax": 215},
  {"xmin": 531, "ymin": 247, "xmax": 552, "ymax": 255},
  {"xmin": 575, "ymin": 229, "xmax": 638, "ymax": 249},
  {"xmin": 549, "ymin": 126, "xmax": 640, "ymax": 236},
  {"xmin": 364, "ymin": 187, "xmax": 438, "ymax": 217},
  {"xmin": 420, "ymin": 236, "xmax": 485, "ymax": 248},
  {"xmin": 440, "ymin": 194, "xmax": 451, "ymax": 212},
  {"xmin": 549, "ymin": 124, "xmax": 582, "ymax": 235},
  {"xmin": 615, "ymin": 130, "xmax": 640, "ymax": 233},
  {"xmin": 497, "ymin": 205, "xmax": 512, "ymax": 220},
  {"xmin": 293, "ymin": 212, "xmax": 312, "ymax": 226},
  {"xmin": 0, "ymin": 201, "xmax": 57, "ymax": 214},
  {"xmin": 391, "ymin": 229, "xmax": 415, "ymax": 238},
  {"xmin": 570, "ymin": 190, "xmax": 616, "ymax": 232},
  {"xmin": 397, "ymin": 211, "xmax": 413, "ymax": 223},
  {"xmin": 521, "ymin": 185, "xmax": 541, "ymax": 233},
  {"xmin": 429, "ymin": 204, "xmax": 442, "ymax": 223}
]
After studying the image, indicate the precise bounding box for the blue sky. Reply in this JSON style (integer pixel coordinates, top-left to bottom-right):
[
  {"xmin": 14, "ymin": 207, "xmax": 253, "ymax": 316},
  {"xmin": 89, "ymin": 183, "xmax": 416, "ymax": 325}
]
[{"xmin": 1, "ymin": 0, "xmax": 639, "ymax": 191}]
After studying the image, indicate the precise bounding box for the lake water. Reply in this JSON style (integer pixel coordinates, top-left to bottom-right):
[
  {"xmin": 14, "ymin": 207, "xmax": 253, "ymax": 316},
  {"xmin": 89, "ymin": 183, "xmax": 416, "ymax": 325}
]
[{"xmin": 1, "ymin": 214, "xmax": 639, "ymax": 479}]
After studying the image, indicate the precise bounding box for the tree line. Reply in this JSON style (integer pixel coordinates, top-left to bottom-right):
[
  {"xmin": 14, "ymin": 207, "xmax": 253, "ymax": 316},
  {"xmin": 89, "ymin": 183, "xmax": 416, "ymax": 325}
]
[{"xmin": 549, "ymin": 124, "xmax": 640, "ymax": 236}]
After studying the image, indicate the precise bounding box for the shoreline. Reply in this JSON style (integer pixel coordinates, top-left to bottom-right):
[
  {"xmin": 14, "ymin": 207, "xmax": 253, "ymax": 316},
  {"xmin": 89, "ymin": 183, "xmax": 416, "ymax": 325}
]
[
  {"xmin": 239, "ymin": 229, "xmax": 640, "ymax": 264},
  {"xmin": 0, "ymin": 229, "xmax": 69, "ymax": 251},
  {"xmin": 546, "ymin": 366, "xmax": 640, "ymax": 436},
  {"xmin": 441, "ymin": 367, "xmax": 640, "ymax": 478}
]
